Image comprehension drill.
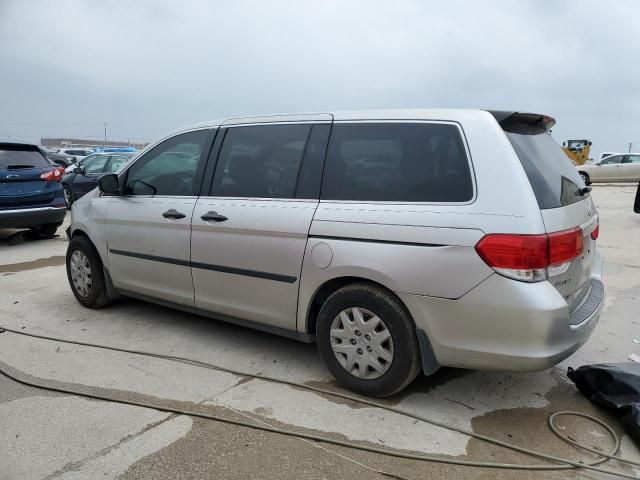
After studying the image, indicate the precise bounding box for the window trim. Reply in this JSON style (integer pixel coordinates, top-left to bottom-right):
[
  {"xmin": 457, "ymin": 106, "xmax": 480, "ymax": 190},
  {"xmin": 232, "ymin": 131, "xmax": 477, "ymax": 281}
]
[
  {"xmin": 116, "ymin": 127, "xmax": 217, "ymax": 199},
  {"xmin": 319, "ymin": 120, "xmax": 477, "ymax": 206},
  {"xmin": 205, "ymin": 122, "xmax": 321, "ymax": 201}
]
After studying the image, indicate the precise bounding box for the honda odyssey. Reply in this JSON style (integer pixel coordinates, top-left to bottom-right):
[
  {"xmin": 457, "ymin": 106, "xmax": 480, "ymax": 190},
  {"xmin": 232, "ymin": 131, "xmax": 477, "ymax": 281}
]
[{"xmin": 65, "ymin": 109, "xmax": 604, "ymax": 397}]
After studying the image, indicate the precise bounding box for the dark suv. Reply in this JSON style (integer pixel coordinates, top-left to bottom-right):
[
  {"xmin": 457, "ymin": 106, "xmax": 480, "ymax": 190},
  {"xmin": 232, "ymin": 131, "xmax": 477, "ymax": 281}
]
[{"xmin": 0, "ymin": 142, "xmax": 66, "ymax": 235}]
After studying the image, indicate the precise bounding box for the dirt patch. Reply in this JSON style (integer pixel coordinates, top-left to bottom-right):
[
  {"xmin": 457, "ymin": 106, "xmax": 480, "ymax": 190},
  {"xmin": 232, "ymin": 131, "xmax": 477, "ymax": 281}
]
[{"xmin": 0, "ymin": 256, "xmax": 65, "ymax": 274}]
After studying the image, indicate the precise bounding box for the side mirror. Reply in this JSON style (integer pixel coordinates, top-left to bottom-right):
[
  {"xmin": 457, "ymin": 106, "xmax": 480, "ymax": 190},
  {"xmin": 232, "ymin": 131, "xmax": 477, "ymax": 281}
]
[
  {"xmin": 98, "ymin": 174, "xmax": 121, "ymax": 195},
  {"xmin": 73, "ymin": 166, "xmax": 83, "ymax": 174}
]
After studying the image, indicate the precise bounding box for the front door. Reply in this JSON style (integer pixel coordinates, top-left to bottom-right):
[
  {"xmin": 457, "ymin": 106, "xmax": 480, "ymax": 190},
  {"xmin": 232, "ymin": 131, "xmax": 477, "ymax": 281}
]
[
  {"xmin": 593, "ymin": 154, "xmax": 623, "ymax": 182},
  {"xmin": 191, "ymin": 122, "xmax": 329, "ymax": 330},
  {"xmin": 106, "ymin": 129, "xmax": 215, "ymax": 306},
  {"xmin": 74, "ymin": 155, "xmax": 111, "ymax": 197}
]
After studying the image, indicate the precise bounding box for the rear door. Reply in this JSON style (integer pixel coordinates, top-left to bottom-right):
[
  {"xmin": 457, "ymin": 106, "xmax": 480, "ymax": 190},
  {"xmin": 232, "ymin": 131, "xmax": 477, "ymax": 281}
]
[
  {"xmin": 191, "ymin": 122, "xmax": 330, "ymax": 330},
  {"xmin": 106, "ymin": 129, "xmax": 215, "ymax": 306},
  {"xmin": 621, "ymin": 154, "xmax": 640, "ymax": 182},
  {"xmin": 0, "ymin": 144, "xmax": 58, "ymax": 208},
  {"xmin": 505, "ymin": 127, "xmax": 598, "ymax": 311}
]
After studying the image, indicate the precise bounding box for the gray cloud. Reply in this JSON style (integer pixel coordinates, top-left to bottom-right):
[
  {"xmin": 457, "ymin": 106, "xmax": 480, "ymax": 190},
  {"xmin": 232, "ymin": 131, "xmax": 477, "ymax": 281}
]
[{"xmin": 1, "ymin": 0, "xmax": 639, "ymax": 157}]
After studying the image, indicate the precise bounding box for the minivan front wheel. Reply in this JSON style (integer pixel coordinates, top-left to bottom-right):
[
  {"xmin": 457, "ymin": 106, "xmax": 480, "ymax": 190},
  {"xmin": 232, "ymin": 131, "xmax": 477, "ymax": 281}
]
[
  {"xmin": 66, "ymin": 236, "xmax": 112, "ymax": 308},
  {"xmin": 316, "ymin": 283, "xmax": 421, "ymax": 397}
]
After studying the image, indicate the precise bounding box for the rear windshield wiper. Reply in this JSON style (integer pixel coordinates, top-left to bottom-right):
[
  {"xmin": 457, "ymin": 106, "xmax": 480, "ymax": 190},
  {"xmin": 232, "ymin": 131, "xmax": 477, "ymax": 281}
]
[{"xmin": 6, "ymin": 164, "xmax": 36, "ymax": 170}]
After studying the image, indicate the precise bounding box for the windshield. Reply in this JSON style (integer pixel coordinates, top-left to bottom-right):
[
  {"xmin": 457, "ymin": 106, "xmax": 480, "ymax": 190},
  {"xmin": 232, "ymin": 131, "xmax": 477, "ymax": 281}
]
[{"xmin": 506, "ymin": 132, "xmax": 587, "ymax": 209}]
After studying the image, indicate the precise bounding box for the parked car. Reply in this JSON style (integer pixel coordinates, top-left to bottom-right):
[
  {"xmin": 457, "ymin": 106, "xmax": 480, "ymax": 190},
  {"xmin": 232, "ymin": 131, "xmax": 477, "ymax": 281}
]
[
  {"xmin": 577, "ymin": 153, "xmax": 640, "ymax": 185},
  {"xmin": 41, "ymin": 148, "xmax": 75, "ymax": 167},
  {"xmin": 0, "ymin": 142, "xmax": 66, "ymax": 234},
  {"xmin": 62, "ymin": 152, "xmax": 134, "ymax": 208},
  {"xmin": 57, "ymin": 148, "xmax": 93, "ymax": 163},
  {"xmin": 92, "ymin": 146, "xmax": 138, "ymax": 153},
  {"xmin": 600, "ymin": 152, "xmax": 618, "ymax": 161},
  {"xmin": 65, "ymin": 110, "xmax": 603, "ymax": 397}
]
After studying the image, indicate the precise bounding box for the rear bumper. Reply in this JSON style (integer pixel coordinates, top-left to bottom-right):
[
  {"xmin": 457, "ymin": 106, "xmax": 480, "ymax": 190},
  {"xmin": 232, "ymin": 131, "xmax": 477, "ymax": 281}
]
[
  {"xmin": 401, "ymin": 250, "xmax": 605, "ymax": 373},
  {"xmin": 0, "ymin": 206, "xmax": 66, "ymax": 229}
]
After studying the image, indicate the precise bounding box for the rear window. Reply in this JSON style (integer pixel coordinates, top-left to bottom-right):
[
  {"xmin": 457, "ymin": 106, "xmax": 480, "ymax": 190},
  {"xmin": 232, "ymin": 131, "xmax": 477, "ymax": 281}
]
[
  {"xmin": 506, "ymin": 131, "xmax": 586, "ymax": 209},
  {"xmin": 321, "ymin": 123, "xmax": 473, "ymax": 202},
  {"xmin": 0, "ymin": 146, "xmax": 50, "ymax": 169}
]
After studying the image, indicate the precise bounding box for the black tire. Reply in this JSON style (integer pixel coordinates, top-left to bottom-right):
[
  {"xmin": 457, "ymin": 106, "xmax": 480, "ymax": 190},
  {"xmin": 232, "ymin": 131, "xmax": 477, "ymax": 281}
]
[
  {"xmin": 63, "ymin": 184, "xmax": 74, "ymax": 209},
  {"xmin": 66, "ymin": 235, "xmax": 112, "ymax": 308},
  {"xmin": 579, "ymin": 172, "xmax": 590, "ymax": 185},
  {"xmin": 39, "ymin": 222, "xmax": 61, "ymax": 235},
  {"xmin": 316, "ymin": 283, "xmax": 421, "ymax": 397}
]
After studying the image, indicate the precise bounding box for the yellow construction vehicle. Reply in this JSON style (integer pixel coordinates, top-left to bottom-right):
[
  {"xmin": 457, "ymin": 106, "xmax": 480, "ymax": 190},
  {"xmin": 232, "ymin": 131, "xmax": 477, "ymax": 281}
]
[{"xmin": 562, "ymin": 139, "xmax": 592, "ymax": 165}]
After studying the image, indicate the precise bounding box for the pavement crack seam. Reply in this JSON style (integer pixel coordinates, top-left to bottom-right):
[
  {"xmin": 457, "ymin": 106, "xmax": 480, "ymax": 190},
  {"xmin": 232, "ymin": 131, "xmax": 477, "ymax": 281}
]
[{"xmin": 42, "ymin": 413, "xmax": 180, "ymax": 479}]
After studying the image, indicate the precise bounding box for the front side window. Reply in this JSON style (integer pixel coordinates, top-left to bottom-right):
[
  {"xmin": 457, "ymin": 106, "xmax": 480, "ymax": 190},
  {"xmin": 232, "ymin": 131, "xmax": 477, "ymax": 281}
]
[
  {"xmin": 84, "ymin": 156, "xmax": 109, "ymax": 174},
  {"xmin": 599, "ymin": 155, "xmax": 622, "ymax": 165},
  {"xmin": 321, "ymin": 123, "xmax": 473, "ymax": 202},
  {"xmin": 212, "ymin": 124, "xmax": 311, "ymax": 198},
  {"xmin": 124, "ymin": 129, "xmax": 210, "ymax": 196}
]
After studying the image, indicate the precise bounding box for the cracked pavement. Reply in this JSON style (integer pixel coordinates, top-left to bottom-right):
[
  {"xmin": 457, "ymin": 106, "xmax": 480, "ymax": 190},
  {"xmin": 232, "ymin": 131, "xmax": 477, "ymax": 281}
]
[{"xmin": 1, "ymin": 184, "xmax": 640, "ymax": 479}]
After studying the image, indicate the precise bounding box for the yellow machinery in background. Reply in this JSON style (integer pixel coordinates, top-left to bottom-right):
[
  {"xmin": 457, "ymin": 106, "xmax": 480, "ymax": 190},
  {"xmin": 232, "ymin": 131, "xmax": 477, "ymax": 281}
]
[{"xmin": 562, "ymin": 139, "xmax": 592, "ymax": 165}]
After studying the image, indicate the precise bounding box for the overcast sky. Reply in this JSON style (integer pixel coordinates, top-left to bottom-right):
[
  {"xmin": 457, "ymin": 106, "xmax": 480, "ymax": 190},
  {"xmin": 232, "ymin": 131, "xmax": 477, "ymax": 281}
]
[{"xmin": 1, "ymin": 0, "xmax": 639, "ymax": 157}]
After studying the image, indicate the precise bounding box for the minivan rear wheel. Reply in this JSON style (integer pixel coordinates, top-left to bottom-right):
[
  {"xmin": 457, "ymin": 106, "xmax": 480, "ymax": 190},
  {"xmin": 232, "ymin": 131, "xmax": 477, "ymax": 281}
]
[
  {"xmin": 316, "ymin": 283, "xmax": 421, "ymax": 397},
  {"xmin": 66, "ymin": 236, "xmax": 112, "ymax": 308}
]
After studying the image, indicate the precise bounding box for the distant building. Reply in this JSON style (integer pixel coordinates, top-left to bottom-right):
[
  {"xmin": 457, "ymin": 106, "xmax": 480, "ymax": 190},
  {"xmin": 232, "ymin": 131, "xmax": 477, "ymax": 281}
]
[{"xmin": 41, "ymin": 137, "xmax": 148, "ymax": 149}]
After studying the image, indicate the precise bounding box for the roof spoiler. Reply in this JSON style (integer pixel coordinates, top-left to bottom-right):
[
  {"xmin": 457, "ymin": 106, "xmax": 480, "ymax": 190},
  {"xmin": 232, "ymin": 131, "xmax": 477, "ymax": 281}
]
[{"xmin": 487, "ymin": 111, "xmax": 556, "ymax": 132}]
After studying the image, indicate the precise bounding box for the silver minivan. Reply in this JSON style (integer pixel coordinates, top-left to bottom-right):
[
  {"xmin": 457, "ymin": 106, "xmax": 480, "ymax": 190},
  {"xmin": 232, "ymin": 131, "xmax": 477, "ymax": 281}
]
[{"xmin": 65, "ymin": 109, "xmax": 604, "ymax": 397}]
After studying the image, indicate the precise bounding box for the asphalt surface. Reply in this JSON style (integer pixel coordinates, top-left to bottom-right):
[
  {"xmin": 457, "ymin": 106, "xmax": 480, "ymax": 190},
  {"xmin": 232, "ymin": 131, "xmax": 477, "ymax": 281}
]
[{"xmin": 1, "ymin": 184, "xmax": 639, "ymax": 479}]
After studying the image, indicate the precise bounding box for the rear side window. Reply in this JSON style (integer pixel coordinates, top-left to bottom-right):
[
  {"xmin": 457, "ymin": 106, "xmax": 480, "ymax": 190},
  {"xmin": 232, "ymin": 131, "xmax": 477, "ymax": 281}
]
[
  {"xmin": 321, "ymin": 123, "xmax": 473, "ymax": 202},
  {"xmin": 0, "ymin": 146, "xmax": 50, "ymax": 169},
  {"xmin": 212, "ymin": 124, "xmax": 311, "ymax": 198},
  {"xmin": 506, "ymin": 131, "xmax": 586, "ymax": 209}
]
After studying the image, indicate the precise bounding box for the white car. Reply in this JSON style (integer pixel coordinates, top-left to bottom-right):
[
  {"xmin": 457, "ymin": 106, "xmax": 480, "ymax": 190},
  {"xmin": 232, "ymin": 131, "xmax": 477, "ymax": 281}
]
[
  {"xmin": 577, "ymin": 153, "xmax": 640, "ymax": 184},
  {"xmin": 57, "ymin": 148, "xmax": 93, "ymax": 163}
]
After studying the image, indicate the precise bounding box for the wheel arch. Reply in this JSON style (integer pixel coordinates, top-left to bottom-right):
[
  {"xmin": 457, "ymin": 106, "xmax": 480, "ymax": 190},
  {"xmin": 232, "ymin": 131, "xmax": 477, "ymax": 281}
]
[
  {"xmin": 578, "ymin": 171, "xmax": 591, "ymax": 185},
  {"xmin": 305, "ymin": 276, "xmax": 414, "ymax": 336}
]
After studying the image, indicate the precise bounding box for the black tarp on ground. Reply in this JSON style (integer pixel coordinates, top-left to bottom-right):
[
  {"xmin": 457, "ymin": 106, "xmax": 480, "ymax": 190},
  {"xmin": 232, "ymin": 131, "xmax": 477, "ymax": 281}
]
[{"xmin": 568, "ymin": 363, "xmax": 640, "ymax": 443}]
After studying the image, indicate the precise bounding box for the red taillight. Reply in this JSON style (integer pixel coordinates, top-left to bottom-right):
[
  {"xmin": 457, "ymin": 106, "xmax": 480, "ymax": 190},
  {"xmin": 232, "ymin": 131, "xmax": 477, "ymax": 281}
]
[
  {"xmin": 475, "ymin": 234, "xmax": 549, "ymax": 270},
  {"xmin": 548, "ymin": 228, "xmax": 583, "ymax": 266},
  {"xmin": 591, "ymin": 223, "xmax": 599, "ymax": 240},
  {"xmin": 40, "ymin": 168, "xmax": 62, "ymax": 182},
  {"xmin": 475, "ymin": 228, "xmax": 584, "ymax": 282}
]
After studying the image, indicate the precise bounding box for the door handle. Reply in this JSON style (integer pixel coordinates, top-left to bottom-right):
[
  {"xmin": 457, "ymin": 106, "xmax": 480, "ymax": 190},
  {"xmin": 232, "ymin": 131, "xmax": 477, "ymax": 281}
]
[
  {"xmin": 162, "ymin": 209, "xmax": 186, "ymax": 219},
  {"xmin": 200, "ymin": 211, "xmax": 228, "ymax": 222}
]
